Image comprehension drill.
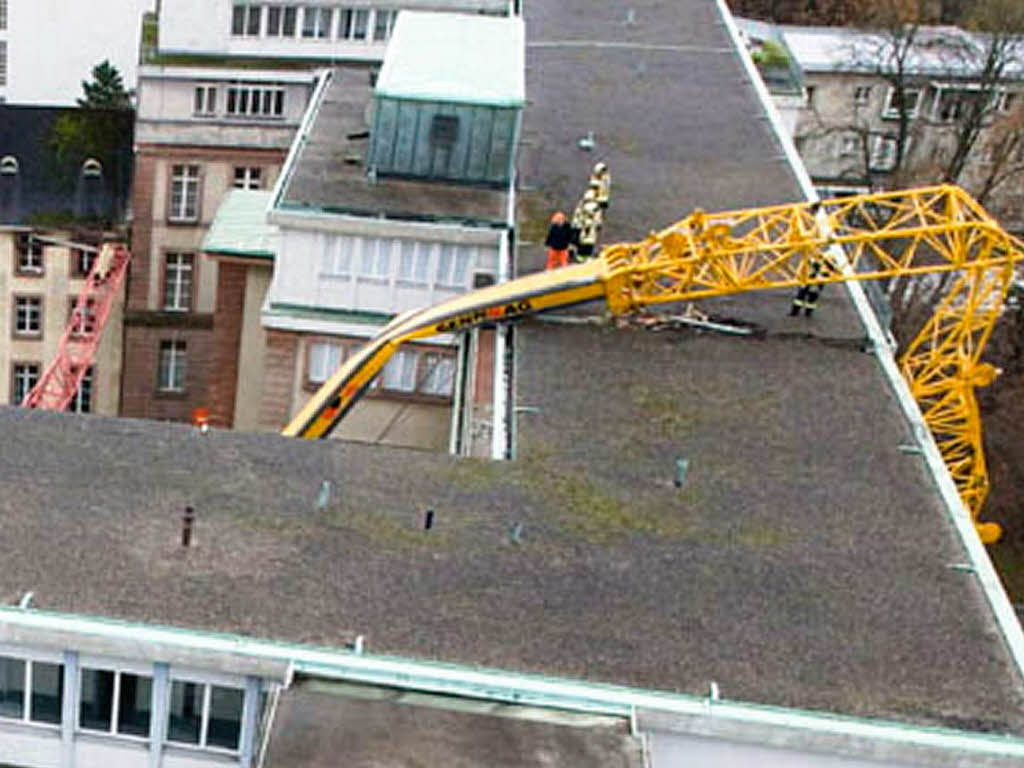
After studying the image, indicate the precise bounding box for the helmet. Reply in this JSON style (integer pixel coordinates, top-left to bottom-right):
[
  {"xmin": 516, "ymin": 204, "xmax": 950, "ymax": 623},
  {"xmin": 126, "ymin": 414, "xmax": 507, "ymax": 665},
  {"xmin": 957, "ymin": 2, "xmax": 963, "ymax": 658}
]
[
  {"xmin": 593, "ymin": 161, "xmax": 607, "ymax": 175},
  {"xmin": 583, "ymin": 189, "xmax": 597, "ymax": 201},
  {"xmin": 551, "ymin": 211, "xmax": 566, "ymax": 223}
]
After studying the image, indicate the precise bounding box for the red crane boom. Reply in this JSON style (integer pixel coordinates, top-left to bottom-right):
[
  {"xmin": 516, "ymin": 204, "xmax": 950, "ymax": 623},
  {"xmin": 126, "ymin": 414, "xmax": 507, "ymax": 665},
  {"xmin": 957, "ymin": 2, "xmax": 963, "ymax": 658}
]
[{"xmin": 22, "ymin": 243, "xmax": 130, "ymax": 411}]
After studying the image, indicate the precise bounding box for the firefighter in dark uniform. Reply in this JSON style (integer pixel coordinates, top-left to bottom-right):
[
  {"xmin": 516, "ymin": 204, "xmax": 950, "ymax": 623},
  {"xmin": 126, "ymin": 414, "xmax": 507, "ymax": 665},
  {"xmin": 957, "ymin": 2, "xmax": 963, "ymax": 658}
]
[{"xmin": 790, "ymin": 256, "xmax": 830, "ymax": 316}]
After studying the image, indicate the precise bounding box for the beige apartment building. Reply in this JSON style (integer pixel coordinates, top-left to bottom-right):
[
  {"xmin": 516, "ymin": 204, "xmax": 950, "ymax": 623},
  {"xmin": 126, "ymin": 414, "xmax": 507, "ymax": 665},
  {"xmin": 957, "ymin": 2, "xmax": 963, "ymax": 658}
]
[
  {"xmin": 124, "ymin": 0, "xmax": 510, "ymax": 430},
  {"xmin": 0, "ymin": 106, "xmax": 132, "ymax": 416}
]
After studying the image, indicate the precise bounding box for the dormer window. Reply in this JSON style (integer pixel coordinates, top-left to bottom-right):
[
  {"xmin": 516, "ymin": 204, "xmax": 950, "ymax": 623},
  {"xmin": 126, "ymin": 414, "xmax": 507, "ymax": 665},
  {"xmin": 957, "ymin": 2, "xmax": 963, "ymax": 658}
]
[
  {"xmin": 0, "ymin": 155, "xmax": 18, "ymax": 176},
  {"xmin": 82, "ymin": 158, "xmax": 103, "ymax": 179}
]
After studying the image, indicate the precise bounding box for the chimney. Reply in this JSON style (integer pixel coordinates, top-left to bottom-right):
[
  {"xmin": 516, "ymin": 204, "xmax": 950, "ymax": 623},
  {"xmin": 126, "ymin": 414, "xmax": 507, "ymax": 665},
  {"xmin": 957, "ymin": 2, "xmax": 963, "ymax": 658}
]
[{"xmin": 182, "ymin": 506, "xmax": 195, "ymax": 547}]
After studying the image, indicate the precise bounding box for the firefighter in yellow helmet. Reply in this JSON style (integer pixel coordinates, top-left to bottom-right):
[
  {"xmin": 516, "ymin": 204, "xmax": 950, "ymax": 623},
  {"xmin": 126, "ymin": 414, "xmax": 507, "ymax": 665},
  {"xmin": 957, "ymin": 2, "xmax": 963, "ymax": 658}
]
[{"xmin": 590, "ymin": 161, "xmax": 611, "ymax": 211}]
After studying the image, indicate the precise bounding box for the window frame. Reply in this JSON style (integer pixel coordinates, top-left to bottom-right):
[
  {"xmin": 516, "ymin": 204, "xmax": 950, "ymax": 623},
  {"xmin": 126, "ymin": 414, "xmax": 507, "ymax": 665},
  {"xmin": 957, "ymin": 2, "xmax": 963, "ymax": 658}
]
[
  {"xmin": 157, "ymin": 340, "xmax": 188, "ymax": 394},
  {"xmin": 162, "ymin": 252, "xmax": 196, "ymax": 312},
  {"xmin": 853, "ymin": 85, "xmax": 872, "ymax": 107},
  {"xmin": 0, "ymin": 655, "xmax": 64, "ymax": 728},
  {"xmin": 231, "ymin": 3, "xmax": 262, "ymax": 36},
  {"xmin": 305, "ymin": 339, "xmax": 345, "ymax": 388},
  {"xmin": 266, "ymin": 4, "xmax": 298, "ymax": 36},
  {"xmin": 838, "ymin": 134, "xmax": 860, "ymax": 158},
  {"xmin": 301, "ymin": 4, "xmax": 333, "ymax": 38},
  {"xmin": 10, "ymin": 361, "xmax": 41, "ymax": 405},
  {"xmin": 67, "ymin": 365, "xmax": 94, "ymax": 414},
  {"xmin": 77, "ymin": 665, "xmax": 154, "ymax": 740},
  {"xmin": 166, "ymin": 678, "xmax": 245, "ymax": 753},
  {"xmin": 168, "ymin": 164, "xmax": 201, "ymax": 223},
  {"xmin": 869, "ymin": 134, "xmax": 909, "ymax": 171},
  {"xmin": 372, "ymin": 8, "xmax": 396, "ymax": 41},
  {"xmin": 225, "ymin": 84, "xmax": 285, "ymax": 119},
  {"xmin": 13, "ymin": 294, "xmax": 43, "ymax": 338},
  {"xmin": 233, "ymin": 166, "xmax": 263, "ymax": 190},
  {"xmin": 68, "ymin": 296, "xmax": 98, "ymax": 338},
  {"xmin": 15, "ymin": 234, "xmax": 44, "ymax": 275},
  {"xmin": 71, "ymin": 247, "xmax": 97, "ymax": 278},
  {"xmin": 338, "ymin": 7, "xmax": 370, "ymax": 41},
  {"xmin": 882, "ymin": 86, "xmax": 922, "ymax": 119},
  {"xmin": 193, "ymin": 85, "xmax": 217, "ymax": 116}
]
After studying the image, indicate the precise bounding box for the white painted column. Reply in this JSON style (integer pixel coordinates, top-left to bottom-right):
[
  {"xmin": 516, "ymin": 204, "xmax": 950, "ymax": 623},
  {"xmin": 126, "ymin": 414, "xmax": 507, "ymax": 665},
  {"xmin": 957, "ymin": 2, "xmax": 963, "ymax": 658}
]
[
  {"xmin": 60, "ymin": 650, "xmax": 77, "ymax": 768},
  {"xmin": 238, "ymin": 676, "xmax": 262, "ymax": 768},
  {"xmin": 148, "ymin": 662, "xmax": 169, "ymax": 768}
]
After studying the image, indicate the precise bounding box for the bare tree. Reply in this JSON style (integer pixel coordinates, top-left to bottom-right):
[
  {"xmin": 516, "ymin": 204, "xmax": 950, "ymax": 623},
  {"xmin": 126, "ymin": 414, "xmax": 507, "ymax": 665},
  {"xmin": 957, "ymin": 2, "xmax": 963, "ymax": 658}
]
[{"xmin": 975, "ymin": 102, "xmax": 1024, "ymax": 205}]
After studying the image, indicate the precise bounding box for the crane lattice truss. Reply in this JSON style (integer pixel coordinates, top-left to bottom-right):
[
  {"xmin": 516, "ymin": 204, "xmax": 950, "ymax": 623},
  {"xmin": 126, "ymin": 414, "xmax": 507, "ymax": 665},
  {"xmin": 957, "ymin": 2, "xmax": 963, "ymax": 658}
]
[
  {"xmin": 22, "ymin": 243, "xmax": 130, "ymax": 412},
  {"xmin": 601, "ymin": 184, "xmax": 1021, "ymax": 543}
]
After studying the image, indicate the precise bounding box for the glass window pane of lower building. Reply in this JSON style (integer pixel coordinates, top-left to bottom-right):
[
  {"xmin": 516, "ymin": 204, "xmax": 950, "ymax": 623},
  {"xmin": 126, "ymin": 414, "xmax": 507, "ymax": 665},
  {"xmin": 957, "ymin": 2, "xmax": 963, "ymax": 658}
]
[
  {"xmin": 168, "ymin": 680, "xmax": 203, "ymax": 744},
  {"xmin": 30, "ymin": 662, "xmax": 62, "ymax": 724},
  {"xmin": 0, "ymin": 657, "xmax": 25, "ymax": 719},
  {"xmin": 117, "ymin": 673, "xmax": 152, "ymax": 736},
  {"xmin": 206, "ymin": 686, "xmax": 244, "ymax": 750},
  {"xmin": 79, "ymin": 668, "xmax": 114, "ymax": 731}
]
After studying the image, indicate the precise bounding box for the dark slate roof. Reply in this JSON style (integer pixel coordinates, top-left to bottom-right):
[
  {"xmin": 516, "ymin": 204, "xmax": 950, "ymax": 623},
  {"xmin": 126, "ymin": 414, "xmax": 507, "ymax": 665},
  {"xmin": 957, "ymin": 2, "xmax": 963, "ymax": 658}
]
[
  {"xmin": 264, "ymin": 678, "xmax": 642, "ymax": 767},
  {"xmin": 0, "ymin": 105, "xmax": 133, "ymax": 227},
  {"xmin": 277, "ymin": 66, "xmax": 509, "ymax": 227}
]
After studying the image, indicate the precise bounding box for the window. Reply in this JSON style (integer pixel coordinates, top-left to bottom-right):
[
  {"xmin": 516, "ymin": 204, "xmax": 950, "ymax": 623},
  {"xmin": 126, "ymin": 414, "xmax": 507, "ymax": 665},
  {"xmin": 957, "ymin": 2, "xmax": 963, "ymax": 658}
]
[
  {"xmin": 302, "ymin": 5, "xmax": 332, "ymax": 38},
  {"xmin": 16, "ymin": 234, "xmax": 44, "ymax": 273},
  {"xmin": 0, "ymin": 0, "xmax": 6, "ymax": 31},
  {"xmin": 231, "ymin": 3, "xmax": 262, "ymax": 35},
  {"xmin": 307, "ymin": 341, "xmax": 343, "ymax": 384},
  {"xmin": 997, "ymin": 91, "xmax": 1016, "ymax": 113},
  {"xmin": 804, "ymin": 84, "xmax": 816, "ymax": 108},
  {"xmin": 382, "ymin": 349, "xmax": 418, "ymax": 392},
  {"xmin": 194, "ymin": 85, "xmax": 217, "ymax": 115},
  {"xmin": 226, "ymin": 85, "xmax": 285, "ymax": 117},
  {"xmin": 11, "ymin": 363, "xmax": 39, "ymax": 405},
  {"xmin": 233, "ymin": 166, "xmax": 262, "ymax": 189},
  {"xmin": 882, "ymin": 87, "xmax": 921, "ymax": 119},
  {"xmin": 67, "ymin": 366, "xmax": 93, "ymax": 414},
  {"xmin": 870, "ymin": 135, "xmax": 901, "ymax": 170},
  {"xmin": 421, "ymin": 353, "xmax": 455, "ymax": 396},
  {"xmin": 69, "ymin": 297, "xmax": 97, "ymax": 337},
  {"xmin": 339, "ymin": 8, "xmax": 369, "ymax": 40},
  {"xmin": 0, "ymin": 657, "xmax": 63, "ymax": 725},
  {"xmin": 839, "ymin": 135, "xmax": 860, "ymax": 157},
  {"xmin": 168, "ymin": 681, "xmax": 244, "ymax": 751},
  {"xmin": 321, "ymin": 237, "xmax": 354, "ymax": 276},
  {"xmin": 14, "ymin": 296, "xmax": 42, "ymax": 336},
  {"xmin": 79, "ymin": 668, "xmax": 152, "ymax": 737},
  {"xmin": 164, "ymin": 253, "xmax": 194, "ymax": 311},
  {"xmin": 158, "ymin": 341, "xmax": 187, "ymax": 392},
  {"xmin": 169, "ymin": 164, "xmax": 200, "ymax": 222},
  {"xmin": 0, "ymin": 42, "xmax": 6, "ymax": 87},
  {"xmin": 267, "ymin": 5, "xmax": 298, "ymax": 35},
  {"xmin": 359, "ymin": 237, "xmax": 392, "ymax": 278},
  {"xmin": 373, "ymin": 9, "xmax": 396, "ymax": 41},
  {"xmin": 72, "ymin": 247, "xmax": 96, "ymax": 277},
  {"xmin": 853, "ymin": 85, "xmax": 872, "ymax": 106},
  {"xmin": 430, "ymin": 115, "xmax": 459, "ymax": 148},
  {"xmin": 436, "ymin": 244, "xmax": 471, "ymax": 288},
  {"xmin": 398, "ymin": 240, "xmax": 430, "ymax": 284},
  {"xmin": 0, "ymin": 155, "xmax": 17, "ymax": 176}
]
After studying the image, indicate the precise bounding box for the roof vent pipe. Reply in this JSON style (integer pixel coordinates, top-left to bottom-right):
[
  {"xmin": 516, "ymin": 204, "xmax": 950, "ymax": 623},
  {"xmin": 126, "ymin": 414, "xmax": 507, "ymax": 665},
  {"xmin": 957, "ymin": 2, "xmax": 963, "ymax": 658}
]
[
  {"xmin": 182, "ymin": 506, "xmax": 195, "ymax": 548},
  {"xmin": 18, "ymin": 592, "xmax": 33, "ymax": 610}
]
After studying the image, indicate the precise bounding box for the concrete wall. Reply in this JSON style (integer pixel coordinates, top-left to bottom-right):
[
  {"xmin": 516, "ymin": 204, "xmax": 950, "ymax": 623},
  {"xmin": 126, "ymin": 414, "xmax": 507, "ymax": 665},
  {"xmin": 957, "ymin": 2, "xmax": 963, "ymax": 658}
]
[
  {"xmin": 0, "ymin": 232, "xmax": 123, "ymax": 414},
  {"xmin": 5, "ymin": 0, "xmax": 153, "ymax": 105},
  {"xmin": 233, "ymin": 265, "xmax": 272, "ymax": 431}
]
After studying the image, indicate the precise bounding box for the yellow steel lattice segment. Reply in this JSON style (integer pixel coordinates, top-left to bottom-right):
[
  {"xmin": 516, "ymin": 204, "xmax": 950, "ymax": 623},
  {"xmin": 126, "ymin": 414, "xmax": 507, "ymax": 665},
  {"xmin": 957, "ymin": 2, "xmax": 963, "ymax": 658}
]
[
  {"xmin": 284, "ymin": 184, "xmax": 1019, "ymax": 542},
  {"xmin": 600, "ymin": 185, "xmax": 1021, "ymax": 542}
]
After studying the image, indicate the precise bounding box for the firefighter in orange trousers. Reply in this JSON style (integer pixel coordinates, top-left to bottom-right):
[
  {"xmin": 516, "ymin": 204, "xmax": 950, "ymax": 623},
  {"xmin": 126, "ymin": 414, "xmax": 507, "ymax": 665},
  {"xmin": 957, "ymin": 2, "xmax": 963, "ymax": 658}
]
[{"xmin": 545, "ymin": 211, "xmax": 572, "ymax": 269}]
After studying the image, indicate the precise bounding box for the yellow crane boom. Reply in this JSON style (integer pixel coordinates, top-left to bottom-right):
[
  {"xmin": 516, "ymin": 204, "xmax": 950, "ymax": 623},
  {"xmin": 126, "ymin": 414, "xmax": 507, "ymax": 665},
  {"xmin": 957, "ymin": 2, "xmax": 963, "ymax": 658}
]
[{"xmin": 283, "ymin": 185, "xmax": 1022, "ymax": 543}]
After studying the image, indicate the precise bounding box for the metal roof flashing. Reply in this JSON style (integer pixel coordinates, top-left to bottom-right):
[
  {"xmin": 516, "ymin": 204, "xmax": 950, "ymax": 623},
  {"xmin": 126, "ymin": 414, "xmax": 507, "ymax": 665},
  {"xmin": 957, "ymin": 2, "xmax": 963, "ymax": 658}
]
[{"xmin": 375, "ymin": 11, "xmax": 525, "ymax": 107}]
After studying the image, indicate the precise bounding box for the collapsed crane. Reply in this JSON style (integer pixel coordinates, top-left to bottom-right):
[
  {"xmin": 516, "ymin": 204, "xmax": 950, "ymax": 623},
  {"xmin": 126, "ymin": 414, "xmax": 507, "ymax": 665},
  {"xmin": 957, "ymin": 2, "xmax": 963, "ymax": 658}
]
[
  {"xmin": 22, "ymin": 242, "xmax": 130, "ymax": 412},
  {"xmin": 283, "ymin": 185, "xmax": 1022, "ymax": 543}
]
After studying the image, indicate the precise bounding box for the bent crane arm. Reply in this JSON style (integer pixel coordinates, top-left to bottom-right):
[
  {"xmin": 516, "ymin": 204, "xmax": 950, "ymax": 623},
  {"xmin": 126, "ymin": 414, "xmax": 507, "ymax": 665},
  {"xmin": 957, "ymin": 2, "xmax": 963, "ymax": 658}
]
[{"xmin": 283, "ymin": 185, "xmax": 1022, "ymax": 542}]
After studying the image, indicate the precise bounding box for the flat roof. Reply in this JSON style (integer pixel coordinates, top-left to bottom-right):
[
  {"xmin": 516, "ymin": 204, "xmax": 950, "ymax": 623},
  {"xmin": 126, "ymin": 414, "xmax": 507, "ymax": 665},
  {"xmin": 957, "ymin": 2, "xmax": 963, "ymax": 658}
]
[
  {"xmin": 202, "ymin": 189, "xmax": 276, "ymax": 260},
  {"xmin": 3, "ymin": 0, "xmax": 1023, "ymax": 747},
  {"xmin": 276, "ymin": 67, "xmax": 509, "ymax": 226},
  {"xmin": 376, "ymin": 11, "xmax": 525, "ymax": 106}
]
